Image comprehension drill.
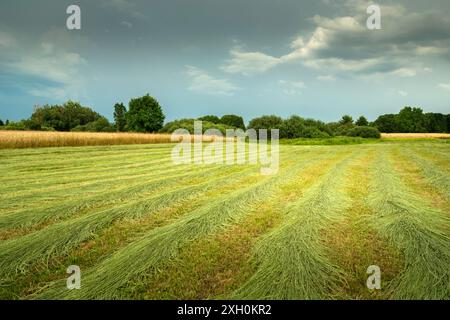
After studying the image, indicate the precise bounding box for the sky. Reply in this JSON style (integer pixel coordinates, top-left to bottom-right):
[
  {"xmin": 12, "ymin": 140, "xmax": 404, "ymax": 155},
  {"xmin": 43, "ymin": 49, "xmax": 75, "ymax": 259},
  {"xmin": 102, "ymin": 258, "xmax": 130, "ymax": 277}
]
[{"xmin": 0, "ymin": 0, "xmax": 449, "ymax": 124}]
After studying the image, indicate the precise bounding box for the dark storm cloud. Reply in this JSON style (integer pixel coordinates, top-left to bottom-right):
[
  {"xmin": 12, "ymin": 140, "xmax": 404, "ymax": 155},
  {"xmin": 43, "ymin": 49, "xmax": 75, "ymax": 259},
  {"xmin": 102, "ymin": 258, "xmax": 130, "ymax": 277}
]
[{"xmin": 1, "ymin": 0, "xmax": 450, "ymax": 122}]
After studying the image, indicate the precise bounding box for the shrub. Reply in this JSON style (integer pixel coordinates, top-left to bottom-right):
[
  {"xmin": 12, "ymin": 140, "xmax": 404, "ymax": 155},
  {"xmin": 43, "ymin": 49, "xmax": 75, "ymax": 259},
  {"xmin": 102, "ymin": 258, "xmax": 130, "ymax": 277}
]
[
  {"xmin": 281, "ymin": 115, "xmax": 305, "ymax": 139},
  {"xmin": 160, "ymin": 119, "xmax": 236, "ymax": 135},
  {"xmin": 31, "ymin": 101, "xmax": 102, "ymax": 131},
  {"xmin": 198, "ymin": 115, "xmax": 220, "ymax": 124},
  {"xmin": 347, "ymin": 126, "xmax": 381, "ymax": 138},
  {"xmin": 2, "ymin": 120, "xmax": 27, "ymax": 130},
  {"xmin": 72, "ymin": 117, "xmax": 115, "ymax": 132},
  {"xmin": 302, "ymin": 126, "xmax": 331, "ymax": 138},
  {"xmin": 220, "ymin": 115, "xmax": 245, "ymax": 130}
]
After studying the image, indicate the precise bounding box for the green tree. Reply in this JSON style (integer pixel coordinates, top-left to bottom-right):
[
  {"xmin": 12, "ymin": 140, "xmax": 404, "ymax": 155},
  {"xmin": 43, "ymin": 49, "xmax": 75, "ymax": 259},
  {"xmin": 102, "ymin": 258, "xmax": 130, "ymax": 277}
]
[
  {"xmin": 339, "ymin": 115, "xmax": 354, "ymax": 125},
  {"xmin": 248, "ymin": 115, "xmax": 284, "ymax": 131},
  {"xmin": 0, "ymin": 119, "xmax": 4, "ymax": 126},
  {"xmin": 198, "ymin": 115, "xmax": 220, "ymax": 124},
  {"xmin": 355, "ymin": 116, "xmax": 369, "ymax": 126},
  {"xmin": 5, "ymin": 120, "xmax": 9, "ymax": 126},
  {"xmin": 72, "ymin": 117, "xmax": 115, "ymax": 132},
  {"xmin": 113, "ymin": 103, "xmax": 127, "ymax": 132},
  {"xmin": 160, "ymin": 118, "xmax": 236, "ymax": 135},
  {"xmin": 247, "ymin": 115, "xmax": 284, "ymax": 139},
  {"xmin": 127, "ymin": 94, "xmax": 165, "ymax": 133},
  {"xmin": 396, "ymin": 107, "xmax": 426, "ymax": 133},
  {"xmin": 30, "ymin": 101, "xmax": 101, "ymax": 131},
  {"xmin": 373, "ymin": 114, "xmax": 398, "ymax": 133},
  {"xmin": 424, "ymin": 113, "xmax": 447, "ymax": 133},
  {"xmin": 281, "ymin": 115, "xmax": 305, "ymax": 139},
  {"xmin": 220, "ymin": 114, "xmax": 245, "ymax": 130}
]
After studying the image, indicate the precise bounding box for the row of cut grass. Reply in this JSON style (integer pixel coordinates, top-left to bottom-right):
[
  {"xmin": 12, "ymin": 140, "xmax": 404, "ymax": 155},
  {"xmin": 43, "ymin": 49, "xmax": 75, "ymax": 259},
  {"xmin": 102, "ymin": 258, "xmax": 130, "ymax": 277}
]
[
  {"xmin": 137, "ymin": 149, "xmax": 355, "ymax": 299},
  {"xmin": 367, "ymin": 149, "xmax": 450, "ymax": 299},
  {"xmin": 231, "ymin": 149, "xmax": 365, "ymax": 299},
  {"xmin": 0, "ymin": 164, "xmax": 259, "ymax": 279},
  {"xmin": 34, "ymin": 152, "xmax": 319, "ymax": 299}
]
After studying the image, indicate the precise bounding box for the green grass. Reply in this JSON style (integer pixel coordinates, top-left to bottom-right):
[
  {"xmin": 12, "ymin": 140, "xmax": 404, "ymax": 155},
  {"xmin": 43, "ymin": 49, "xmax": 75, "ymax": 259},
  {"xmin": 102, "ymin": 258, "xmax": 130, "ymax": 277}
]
[
  {"xmin": 0, "ymin": 142, "xmax": 449, "ymax": 300},
  {"xmin": 280, "ymin": 136, "xmax": 380, "ymax": 145}
]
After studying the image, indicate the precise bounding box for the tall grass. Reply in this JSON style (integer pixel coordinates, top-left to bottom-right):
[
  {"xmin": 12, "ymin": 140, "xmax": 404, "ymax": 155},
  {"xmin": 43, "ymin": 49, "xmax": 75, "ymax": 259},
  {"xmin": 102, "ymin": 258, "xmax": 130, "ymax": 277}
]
[{"xmin": 368, "ymin": 150, "xmax": 450, "ymax": 299}]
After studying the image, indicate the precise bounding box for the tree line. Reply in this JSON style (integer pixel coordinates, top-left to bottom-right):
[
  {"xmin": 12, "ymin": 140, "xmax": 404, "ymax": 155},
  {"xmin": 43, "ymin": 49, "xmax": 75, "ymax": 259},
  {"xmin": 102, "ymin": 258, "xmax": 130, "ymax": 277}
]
[{"xmin": 1, "ymin": 93, "xmax": 448, "ymax": 139}]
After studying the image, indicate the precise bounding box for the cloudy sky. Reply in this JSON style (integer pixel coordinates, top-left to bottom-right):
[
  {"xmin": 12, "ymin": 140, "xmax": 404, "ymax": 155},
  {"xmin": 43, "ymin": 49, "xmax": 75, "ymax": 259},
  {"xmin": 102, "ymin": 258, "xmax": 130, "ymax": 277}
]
[{"xmin": 1, "ymin": 0, "xmax": 449, "ymax": 123}]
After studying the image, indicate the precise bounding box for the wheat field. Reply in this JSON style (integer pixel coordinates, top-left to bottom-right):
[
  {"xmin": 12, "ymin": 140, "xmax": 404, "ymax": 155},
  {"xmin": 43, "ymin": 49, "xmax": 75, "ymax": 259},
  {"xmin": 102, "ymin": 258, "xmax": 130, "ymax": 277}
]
[
  {"xmin": 0, "ymin": 140, "xmax": 449, "ymax": 299},
  {"xmin": 381, "ymin": 133, "xmax": 450, "ymax": 139},
  {"xmin": 0, "ymin": 130, "xmax": 223, "ymax": 149}
]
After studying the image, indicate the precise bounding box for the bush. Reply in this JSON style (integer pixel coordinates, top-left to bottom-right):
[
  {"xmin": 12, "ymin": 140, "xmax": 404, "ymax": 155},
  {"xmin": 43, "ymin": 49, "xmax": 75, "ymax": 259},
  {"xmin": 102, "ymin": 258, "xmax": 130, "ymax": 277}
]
[
  {"xmin": 302, "ymin": 126, "xmax": 331, "ymax": 138},
  {"xmin": 198, "ymin": 115, "xmax": 220, "ymax": 124},
  {"xmin": 31, "ymin": 101, "xmax": 102, "ymax": 131},
  {"xmin": 2, "ymin": 120, "xmax": 27, "ymax": 130},
  {"xmin": 220, "ymin": 115, "xmax": 245, "ymax": 130},
  {"xmin": 347, "ymin": 126, "xmax": 381, "ymax": 138},
  {"xmin": 248, "ymin": 115, "xmax": 284, "ymax": 131},
  {"xmin": 281, "ymin": 115, "xmax": 305, "ymax": 139},
  {"xmin": 160, "ymin": 119, "xmax": 236, "ymax": 135},
  {"xmin": 72, "ymin": 117, "xmax": 115, "ymax": 132}
]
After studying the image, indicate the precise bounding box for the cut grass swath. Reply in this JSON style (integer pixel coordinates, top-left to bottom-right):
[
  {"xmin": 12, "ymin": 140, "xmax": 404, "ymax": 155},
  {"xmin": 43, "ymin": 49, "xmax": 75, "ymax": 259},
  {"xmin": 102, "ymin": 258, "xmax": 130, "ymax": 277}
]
[
  {"xmin": 0, "ymin": 165, "xmax": 257, "ymax": 279},
  {"xmin": 35, "ymin": 156, "xmax": 316, "ymax": 299},
  {"xmin": 368, "ymin": 150, "xmax": 450, "ymax": 299},
  {"xmin": 397, "ymin": 148, "xmax": 450, "ymax": 201},
  {"xmin": 232, "ymin": 150, "xmax": 364, "ymax": 299}
]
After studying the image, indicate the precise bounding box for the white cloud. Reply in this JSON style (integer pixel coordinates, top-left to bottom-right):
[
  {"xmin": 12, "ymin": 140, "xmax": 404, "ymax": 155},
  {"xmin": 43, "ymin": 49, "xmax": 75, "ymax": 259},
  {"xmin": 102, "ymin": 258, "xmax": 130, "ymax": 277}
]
[
  {"xmin": 220, "ymin": 50, "xmax": 281, "ymax": 76},
  {"xmin": 10, "ymin": 42, "xmax": 85, "ymax": 84},
  {"xmin": 8, "ymin": 41, "xmax": 86, "ymax": 100},
  {"xmin": 398, "ymin": 90, "xmax": 408, "ymax": 97},
  {"xmin": 220, "ymin": 3, "xmax": 450, "ymax": 78},
  {"xmin": 390, "ymin": 68, "xmax": 417, "ymax": 78},
  {"xmin": 120, "ymin": 21, "xmax": 133, "ymax": 28},
  {"xmin": 278, "ymin": 80, "xmax": 305, "ymax": 95},
  {"xmin": 438, "ymin": 83, "xmax": 450, "ymax": 91},
  {"xmin": 186, "ymin": 65, "xmax": 239, "ymax": 96},
  {"xmin": 317, "ymin": 74, "xmax": 336, "ymax": 81}
]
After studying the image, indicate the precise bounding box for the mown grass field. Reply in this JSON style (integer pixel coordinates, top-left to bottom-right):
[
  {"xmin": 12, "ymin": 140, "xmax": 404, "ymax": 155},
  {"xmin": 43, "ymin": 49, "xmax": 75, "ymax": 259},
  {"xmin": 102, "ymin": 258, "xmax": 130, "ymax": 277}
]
[{"xmin": 0, "ymin": 140, "xmax": 449, "ymax": 300}]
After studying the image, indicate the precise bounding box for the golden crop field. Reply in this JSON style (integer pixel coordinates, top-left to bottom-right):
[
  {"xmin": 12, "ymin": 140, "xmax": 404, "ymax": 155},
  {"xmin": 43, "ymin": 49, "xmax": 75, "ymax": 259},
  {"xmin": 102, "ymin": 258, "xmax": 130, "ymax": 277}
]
[
  {"xmin": 0, "ymin": 130, "xmax": 220, "ymax": 149},
  {"xmin": 381, "ymin": 133, "xmax": 450, "ymax": 139},
  {"xmin": 0, "ymin": 140, "xmax": 448, "ymax": 300}
]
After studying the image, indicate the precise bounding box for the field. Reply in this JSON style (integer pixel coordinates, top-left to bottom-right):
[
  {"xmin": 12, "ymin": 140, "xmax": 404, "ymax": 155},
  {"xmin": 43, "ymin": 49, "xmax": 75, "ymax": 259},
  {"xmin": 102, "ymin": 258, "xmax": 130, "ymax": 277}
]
[
  {"xmin": 381, "ymin": 133, "xmax": 450, "ymax": 139},
  {"xmin": 0, "ymin": 130, "xmax": 221, "ymax": 149},
  {"xmin": 0, "ymin": 140, "xmax": 449, "ymax": 300}
]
